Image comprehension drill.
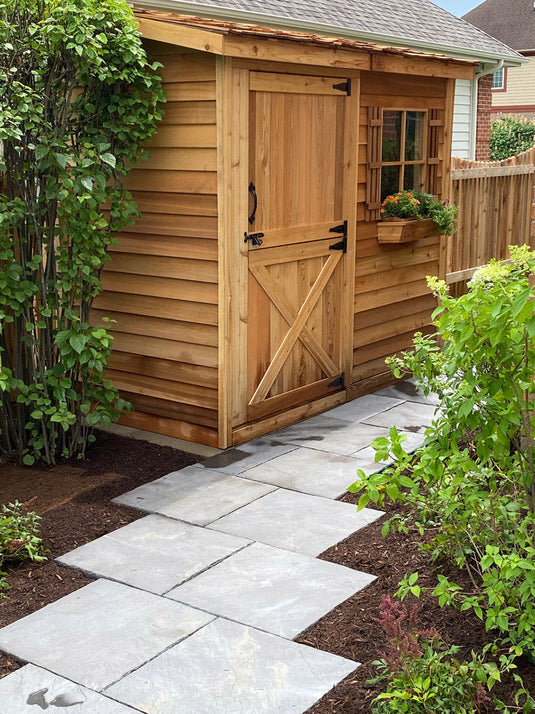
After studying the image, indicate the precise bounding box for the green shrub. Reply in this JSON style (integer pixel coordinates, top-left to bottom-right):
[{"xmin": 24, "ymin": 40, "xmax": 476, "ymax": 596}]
[
  {"xmin": 490, "ymin": 117, "xmax": 535, "ymax": 160},
  {"xmin": 0, "ymin": 498, "xmax": 46, "ymax": 597},
  {"xmin": 0, "ymin": 0, "xmax": 165, "ymax": 464},
  {"xmin": 350, "ymin": 246, "xmax": 535, "ymax": 680}
]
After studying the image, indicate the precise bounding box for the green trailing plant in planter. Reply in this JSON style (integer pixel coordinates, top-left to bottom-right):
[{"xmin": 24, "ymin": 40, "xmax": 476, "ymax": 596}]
[
  {"xmin": 380, "ymin": 190, "xmax": 458, "ymax": 236},
  {"xmin": 0, "ymin": 0, "xmax": 165, "ymax": 465}
]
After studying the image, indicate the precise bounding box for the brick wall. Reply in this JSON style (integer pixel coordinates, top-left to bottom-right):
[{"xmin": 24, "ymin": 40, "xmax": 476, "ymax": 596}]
[{"xmin": 475, "ymin": 74, "xmax": 493, "ymax": 161}]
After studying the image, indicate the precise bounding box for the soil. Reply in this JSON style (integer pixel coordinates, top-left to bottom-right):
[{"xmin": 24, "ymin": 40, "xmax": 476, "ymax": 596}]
[{"xmin": 0, "ymin": 431, "xmax": 534, "ymax": 711}]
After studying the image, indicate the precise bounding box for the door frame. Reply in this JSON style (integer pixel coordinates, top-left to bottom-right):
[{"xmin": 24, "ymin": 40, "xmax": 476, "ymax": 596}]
[{"xmin": 217, "ymin": 57, "xmax": 360, "ymax": 447}]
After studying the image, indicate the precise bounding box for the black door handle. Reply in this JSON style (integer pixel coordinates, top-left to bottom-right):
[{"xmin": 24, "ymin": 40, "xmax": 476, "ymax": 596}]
[{"xmin": 248, "ymin": 182, "xmax": 258, "ymax": 225}]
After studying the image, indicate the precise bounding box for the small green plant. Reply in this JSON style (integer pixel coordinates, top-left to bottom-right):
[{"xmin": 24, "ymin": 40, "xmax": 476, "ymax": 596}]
[
  {"xmin": 0, "ymin": 497, "xmax": 46, "ymax": 597},
  {"xmin": 380, "ymin": 190, "xmax": 458, "ymax": 235},
  {"xmin": 490, "ymin": 116, "xmax": 535, "ymax": 161},
  {"xmin": 369, "ymin": 595, "xmax": 493, "ymax": 714}
]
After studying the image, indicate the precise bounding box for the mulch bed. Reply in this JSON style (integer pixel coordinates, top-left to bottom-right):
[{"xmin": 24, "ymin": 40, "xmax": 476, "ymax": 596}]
[{"xmin": 0, "ymin": 430, "xmax": 534, "ymax": 711}]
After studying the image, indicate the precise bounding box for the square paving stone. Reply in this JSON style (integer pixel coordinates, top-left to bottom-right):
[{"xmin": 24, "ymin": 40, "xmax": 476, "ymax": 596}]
[
  {"xmin": 375, "ymin": 379, "xmax": 440, "ymax": 405},
  {"xmin": 105, "ymin": 618, "xmax": 358, "ymax": 714},
  {"xmin": 0, "ymin": 579, "xmax": 213, "ymax": 691},
  {"xmin": 362, "ymin": 402, "xmax": 437, "ymax": 432},
  {"xmin": 113, "ymin": 465, "xmax": 276, "ymax": 526},
  {"xmin": 167, "ymin": 541, "xmax": 375, "ymax": 638},
  {"xmin": 240, "ymin": 447, "xmax": 374, "ymax": 498},
  {"xmin": 326, "ymin": 394, "xmax": 405, "ymax": 422},
  {"xmin": 348, "ymin": 430, "xmax": 427, "ymax": 460},
  {"xmin": 200, "ymin": 437, "xmax": 298, "ymax": 475},
  {"xmin": 0, "ymin": 664, "xmax": 136, "ymax": 713},
  {"xmin": 272, "ymin": 416, "xmax": 393, "ymax": 455},
  {"xmin": 208, "ymin": 488, "xmax": 383, "ymax": 556},
  {"xmin": 57, "ymin": 514, "xmax": 250, "ymax": 595}
]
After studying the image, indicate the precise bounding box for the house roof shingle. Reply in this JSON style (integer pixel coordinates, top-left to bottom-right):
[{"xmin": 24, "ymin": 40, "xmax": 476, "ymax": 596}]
[
  {"xmin": 138, "ymin": 0, "xmax": 522, "ymax": 61},
  {"xmin": 463, "ymin": 0, "xmax": 535, "ymax": 53}
]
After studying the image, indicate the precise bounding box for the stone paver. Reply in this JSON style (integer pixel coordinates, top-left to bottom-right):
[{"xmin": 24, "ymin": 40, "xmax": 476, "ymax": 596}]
[
  {"xmin": 167, "ymin": 541, "xmax": 375, "ymax": 638},
  {"xmin": 240, "ymin": 447, "xmax": 369, "ymax": 498},
  {"xmin": 362, "ymin": 401, "xmax": 437, "ymax": 432},
  {"xmin": 375, "ymin": 379, "xmax": 440, "ymax": 405},
  {"xmin": 326, "ymin": 393, "xmax": 405, "ymax": 422},
  {"xmin": 57, "ymin": 514, "xmax": 250, "ymax": 595},
  {"xmin": 273, "ymin": 415, "xmax": 394, "ymax": 455},
  {"xmin": 113, "ymin": 465, "xmax": 276, "ymax": 525},
  {"xmin": 199, "ymin": 437, "xmax": 298, "ymax": 475},
  {"xmin": 349, "ymin": 429, "xmax": 427, "ymax": 461},
  {"xmin": 0, "ymin": 664, "xmax": 137, "ymax": 713},
  {"xmin": 208, "ymin": 488, "xmax": 383, "ymax": 556},
  {"xmin": 0, "ymin": 579, "xmax": 213, "ymax": 691},
  {"xmin": 105, "ymin": 618, "xmax": 358, "ymax": 714}
]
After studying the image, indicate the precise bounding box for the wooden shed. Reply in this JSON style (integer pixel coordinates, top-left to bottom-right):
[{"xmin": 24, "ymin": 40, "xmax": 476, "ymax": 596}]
[{"xmin": 93, "ymin": 7, "xmax": 477, "ymax": 448}]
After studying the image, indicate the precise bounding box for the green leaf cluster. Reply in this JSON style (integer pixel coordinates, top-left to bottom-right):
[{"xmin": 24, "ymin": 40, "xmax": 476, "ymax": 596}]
[
  {"xmin": 0, "ymin": 0, "xmax": 165, "ymax": 464},
  {"xmin": 490, "ymin": 117, "xmax": 535, "ymax": 161},
  {"xmin": 0, "ymin": 498, "xmax": 45, "ymax": 598},
  {"xmin": 350, "ymin": 246, "xmax": 535, "ymax": 707}
]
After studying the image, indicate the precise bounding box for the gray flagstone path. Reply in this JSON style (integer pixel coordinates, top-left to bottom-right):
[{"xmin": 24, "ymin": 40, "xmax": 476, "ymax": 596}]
[{"xmin": 0, "ymin": 381, "xmax": 436, "ymax": 713}]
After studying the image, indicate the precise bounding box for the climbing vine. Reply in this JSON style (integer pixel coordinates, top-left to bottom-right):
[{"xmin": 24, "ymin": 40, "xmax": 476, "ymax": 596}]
[{"xmin": 0, "ymin": 0, "xmax": 165, "ymax": 464}]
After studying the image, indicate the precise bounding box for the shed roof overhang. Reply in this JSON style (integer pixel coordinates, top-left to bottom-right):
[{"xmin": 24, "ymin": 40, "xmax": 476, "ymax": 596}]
[{"xmin": 134, "ymin": 7, "xmax": 478, "ymax": 79}]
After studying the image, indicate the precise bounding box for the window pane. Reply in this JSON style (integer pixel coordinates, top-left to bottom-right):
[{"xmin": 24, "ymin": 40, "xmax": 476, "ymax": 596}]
[
  {"xmin": 381, "ymin": 165, "xmax": 400, "ymax": 201},
  {"xmin": 382, "ymin": 111, "xmax": 401, "ymax": 162},
  {"xmin": 405, "ymin": 111, "xmax": 425, "ymax": 161},
  {"xmin": 492, "ymin": 68, "xmax": 504, "ymax": 90},
  {"xmin": 403, "ymin": 164, "xmax": 424, "ymax": 192}
]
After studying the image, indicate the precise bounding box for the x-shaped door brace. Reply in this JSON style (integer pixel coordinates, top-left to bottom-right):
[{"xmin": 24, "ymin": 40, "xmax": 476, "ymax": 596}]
[{"xmin": 249, "ymin": 251, "xmax": 342, "ymax": 406}]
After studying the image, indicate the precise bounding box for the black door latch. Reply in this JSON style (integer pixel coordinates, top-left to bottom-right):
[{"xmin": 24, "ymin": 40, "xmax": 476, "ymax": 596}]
[{"xmin": 244, "ymin": 231, "xmax": 264, "ymax": 246}]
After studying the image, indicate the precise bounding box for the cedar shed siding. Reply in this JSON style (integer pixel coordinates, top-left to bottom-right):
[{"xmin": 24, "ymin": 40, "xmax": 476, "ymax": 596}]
[{"xmin": 93, "ymin": 43, "xmax": 220, "ymax": 447}]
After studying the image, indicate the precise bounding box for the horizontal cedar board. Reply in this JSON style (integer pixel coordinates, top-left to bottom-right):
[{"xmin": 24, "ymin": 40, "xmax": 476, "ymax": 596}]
[
  {"xmin": 356, "ymin": 260, "xmax": 438, "ymax": 294},
  {"xmin": 360, "ymin": 95, "xmax": 444, "ymax": 110},
  {"xmin": 93, "ymin": 293, "xmax": 218, "ymax": 325},
  {"xmin": 141, "ymin": 148, "xmax": 217, "ymax": 172},
  {"xmin": 101, "ymin": 273, "xmax": 218, "ymax": 304},
  {"xmin": 132, "ymin": 193, "xmax": 217, "ymax": 217},
  {"xmin": 163, "ymin": 101, "xmax": 217, "ymax": 125},
  {"xmin": 352, "ymin": 355, "xmax": 390, "ymax": 382},
  {"xmin": 356, "ymin": 244, "xmax": 439, "ymax": 276},
  {"xmin": 353, "ymin": 328, "xmax": 425, "ymax": 365},
  {"xmin": 250, "ymin": 71, "xmax": 346, "ymax": 95},
  {"xmin": 143, "ymin": 125, "xmax": 217, "ymax": 149},
  {"xmin": 91, "ymin": 309, "xmax": 218, "ymax": 346},
  {"xmin": 354, "ymin": 308, "xmax": 432, "ymax": 347},
  {"xmin": 112, "ymin": 332, "xmax": 217, "ymax": 368},
  {"xmin": 107, "ymin": 370, "xmax": 218, "ymax": 410},
  {"xmin": 158, "ymin": 53, "xmax": 216, "ymax": 83},
  {"xmin": 164, "ymin": 81, "xmax": 216, "ymax": 102},
  {"xmin": 109, "ymin": 351, "xmax": 218, "ymax": 389},
  {"xmin": 126, "ymin": 170, "xmax": 217, "ymax": 194},
  {"xmin": 120, "ymin": 392, "xmax": 218, "ymax": 429},
  {"xmin": 353, "ymin": 327, "xmax": 434, "ymax": 375},
  {"xmin": 110, "ymin": 234, "xmax": 217, "ymax": 261},
  {"xmin": 354, "ymin": 293, "xmax": 436, "ymax": 330},
  {"xmin": 119, "ymin": 409, "xmax": 218, "ymax": 447},
  {"xmin": 355, "ymin": 278, "xmax": 432, "ymax": 313},
  {"xmin": 125, "ymin": 213, "xmax": 218, "ymax": 239},
  {"xmin": 356, "ymin": 235, "xmax": 438, "ymax": 258},
  {"xmin": 107, "ymin": 254, "xmax": 217, "ymax": 283},
  {"xmin": 360, "ymin": 72, "xmax": 446, "ymax": 98}
]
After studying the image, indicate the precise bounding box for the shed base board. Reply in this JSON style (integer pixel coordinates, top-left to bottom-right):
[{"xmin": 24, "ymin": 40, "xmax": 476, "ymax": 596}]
[{"xmin": 118, "ymin": 410, "xmax": 219, "ymax": 449}]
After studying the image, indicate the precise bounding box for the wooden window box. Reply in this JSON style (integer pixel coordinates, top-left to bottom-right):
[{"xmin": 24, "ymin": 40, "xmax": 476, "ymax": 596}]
[{"xmin": 377, "ymin": 217, "xmax": 441, "ymax": 244}]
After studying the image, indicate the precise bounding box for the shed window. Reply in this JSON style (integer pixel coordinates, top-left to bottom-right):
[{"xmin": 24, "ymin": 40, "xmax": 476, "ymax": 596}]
[
  {"xmin": 381, "ymin": 110, "xmax": 426, "ymax": 200},
  {"xmin": 366, "ymin": 106, "xmax": 442, "ymax": 221},
  {"xmin": 492, "ymin": 68, "xmax": 505, "ymax": 90}
]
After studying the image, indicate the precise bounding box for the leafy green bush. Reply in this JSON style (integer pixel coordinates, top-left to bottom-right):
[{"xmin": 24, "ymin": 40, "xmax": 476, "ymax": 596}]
[
  {"xmin": 0, "ymin": 0, "xmax": 165, "ymax": 464},
  {"xmin": 369, "ymin": 595, "xmax": 494, "ymax": 714},
  {"xmin": 351, "ymin": 246, "xmax": 535, "ymax": 692},
  {"xmin": 0, "ymin": 498, "xmax": 46, "ymax": 597},
  {"xmin": 490, "ymin": 117, "xmax": 535, "ymax": 160}
]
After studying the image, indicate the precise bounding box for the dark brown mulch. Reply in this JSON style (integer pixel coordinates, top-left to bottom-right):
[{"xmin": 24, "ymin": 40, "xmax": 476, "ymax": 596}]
[
  {"xmin": 0, "ymin": 430, "xmax": 197, "ymax": 679},
  {"xmin": 0, "ymin": 431, "xmax": 534, "ymax": 711}
]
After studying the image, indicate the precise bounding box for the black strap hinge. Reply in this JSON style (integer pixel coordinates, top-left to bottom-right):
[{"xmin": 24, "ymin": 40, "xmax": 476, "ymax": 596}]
[
  {"xmin": 329, "ymin": 220, "xmax": 348, "ymax": 253},
  {"xmin": 333, "ymin": 79, "xmax": 351, "ymax": 95},
  {"xmin": 328, "ymin": 372, "xmax": 345, "ymax": 389}
]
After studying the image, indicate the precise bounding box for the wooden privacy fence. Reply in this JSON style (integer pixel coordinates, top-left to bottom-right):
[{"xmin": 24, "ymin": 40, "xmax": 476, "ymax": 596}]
[{"xmin": 447, "ymin": 148, "xmax": 535, "ymax": 290}]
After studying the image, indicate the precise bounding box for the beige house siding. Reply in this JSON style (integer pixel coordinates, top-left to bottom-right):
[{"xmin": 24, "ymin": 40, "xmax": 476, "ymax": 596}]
[{"xmin": 493, "ymin": 57, "xmax": 535, "ymax": 108}]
